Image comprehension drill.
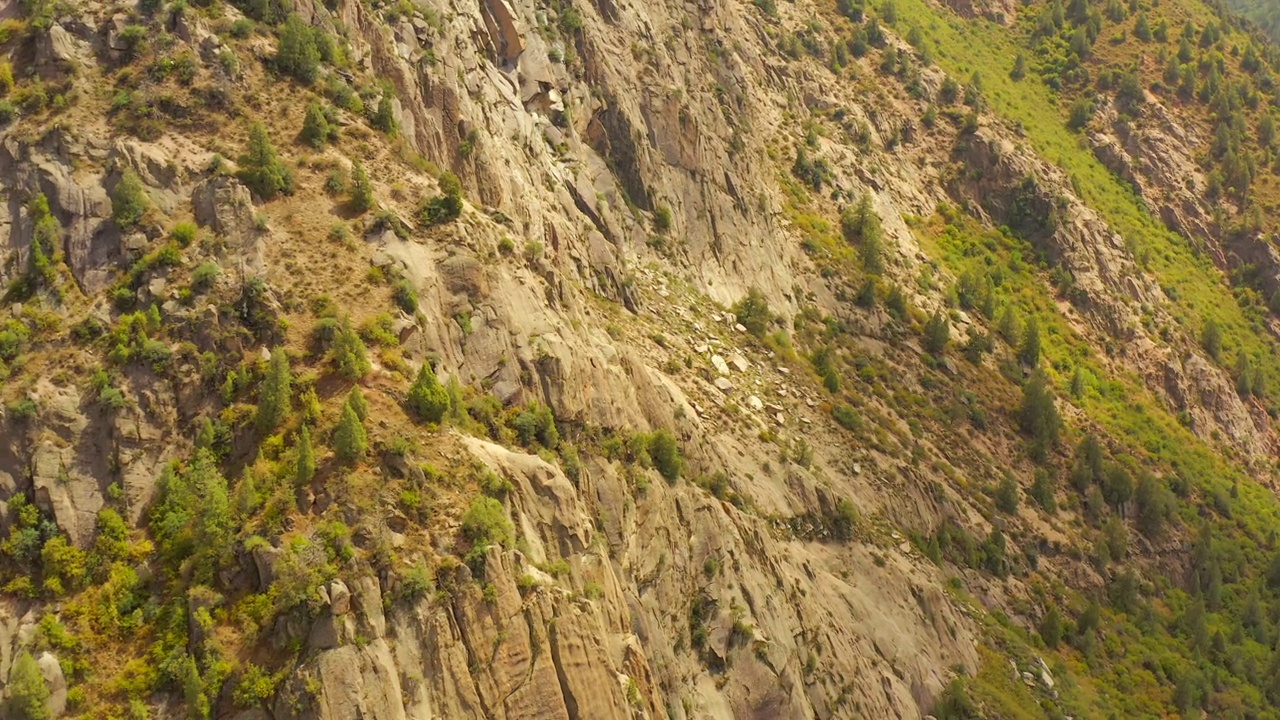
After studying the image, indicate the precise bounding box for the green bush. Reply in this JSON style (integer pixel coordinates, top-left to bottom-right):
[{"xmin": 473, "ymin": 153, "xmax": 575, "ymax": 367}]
[
  {"xmin": 6, "ymin": 650, "xmax": 50, "ymax": 720},
  {"xmin": 171, "ymin": 221, "xmax": 198, "ymax": 246},
  {"xmin": 461, "ymin": 496, "xmax": 513, "ymax": 547},
  {"xmin": 647, "ymin": 429, "xmax": 682, "ymax": 482},
  {"xmin": 733, "ymin": 288, "xmax": 772, "ymax": 337},
  {"xmin": 111, "ymin": 168, "xmax": 149, "ymax": 230},
  {"xmin": 192, "ymin": 261, "xmax": 220, "ymax": 293},
  {"xmin": 229, "ymin": 17, "xmax": 254, "ymax": 38},
  {"xmin": 653, "ymin": 204, "xmax": 672, "ymax": 233},
  {"xmin": 830, "ymin": 499, "xmax": 858, "ymax": 541},
  {"xmin": 233, "ymin": 663, "xmax": 280, "ymax": 708},
  {"xmin": 418, "ymin": 172, "xmax": 462, "ymax": 226},
  {"xmin": 391, "ymin": 279, "xmax": 418, "ymax": 314},
  {"xmin": 832, "ymin": 404, "xmax": 862, "ymax": 431},
  {"xmin": 510, "ymin": 403, "xmax": 559, "ymax": 448}
]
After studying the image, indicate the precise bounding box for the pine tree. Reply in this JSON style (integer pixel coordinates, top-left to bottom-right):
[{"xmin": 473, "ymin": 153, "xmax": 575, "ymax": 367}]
[
  {"xmin": 111, "ymin": 167, "xmax": 149, "ymax": 229},
  {"xmin": 295, "ymin": 425, "xmax": 315, "ymax": 486},
  {"xmin": 331, "ymin": 317, "xmax": 371, "ymax": 380},
  {"xmin": 239, "ymin": 122, "xmax": 294, "ymax": 199},
  {"xmin": 334, "ymin": 399, "xmax": 367, "ymax": 464},
  {"xmin": 1133, "ymin": 12, "xmax": 1152, "ymax": 41},
  {"xmin": 1010, "ymin": 52, "xmax": 1026, "ymax": 80},
  {"xmin": 350, "ymin": 161, "xmax": 374, "ymax": 213},
  {"xmin": 179, "ymin": 652, "xmax": 210, "ymax": 720},
  {"xmin": 923, "ymin": 310, "xmax": 950, "ymax": 355},
  {"xmin": 1039, "ymin": 605, "xmax": 1063, "ymax": 649},
  {"xmin": 1202, "ymin": 319, "xmax": 1221, "ymax": 361},
  {"xmin": 255, "ymin": 348, "xmax": 292, "ymax": 432},
  {"xmin": 1030, "ymin": 470, "xmax": 1057, "ymax": 512},
  {"xmin": 407, "ymin": 361, "xmax": 450, "ymax": 423},
  {"xmin": 1134, "ymin": 472, "xmax": 1172, "ymax": 538},
  {"xmin": 1260, "ymin": 114, "xmax": 1276, "ymax": 149},
  {"xmin": 840, "ymin": 194, "xmax": 884, "ymax": 274},
  {"xmin": 1236, "ymin": 352, "xmax": 1254, "ymax": 397},
  {"xmin": 1070, "ymin": 434, "xmax": 1105, "ymax": 492},
  {"xmin": 995, "ymin": 308, "xmax": 1019, "ymax": 348},
  {"xmin": 7, "ymin": 650, "xmax": 50, "ymax": 720},
  {"xmin": 347, "ymin": 385, "xmax": 368, "ymax": 421},
  {"xmin": 299, "ymin": 102, "xmax": 331, "ymax": 148},
  {"xmin": 1019, "ymin": 370, "xmax": 1061, "ymax": 461},
  {"xmin": 276, "ymin": 13, "xmax": 320, "ymax": 83},
  {"xmin": 232, "ymin": 468, "xmax": 258, "ymax": 517},
  {"xmin": 995, "ymin": 473, "xmax": 1019, "ymax": 514},
  {"xmin": 371, "ymin": 92, "xmax": 397, "ymax": 135},
  {"xmin": 1019, "ymin": 316, "xmax": 1041, "ymax": 367}
]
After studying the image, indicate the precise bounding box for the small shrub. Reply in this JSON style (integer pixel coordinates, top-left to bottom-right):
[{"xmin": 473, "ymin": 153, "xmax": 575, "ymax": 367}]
[
  {"xmin": 418, "ymin": 172, "xmax": 462, "ymax": 225},
  {"xmin": 111, "ymin": 168, "xmax": 149, "ymax": 229},
  {"xmin": 461, "ymin": 496, "xmax": 513, "ymax": 547},
  {"xmin": 653, "ymin": 204, "xmax": 672, "ymax": 233},
  {"xmin": 192, "ymin": 261, "xmax": 220, "ymax": 292},
  {"xmin": 648, "ymin": 429, "xmax": 682, "ymax": 482},
  {"xmin": 733, "ymin": 288, "xmax": 771, "ymax": 337},
  {"xmin": 229, "ymin": 18, "xmax": 254, "ymax": 37},
  {"xmin": 392, "ymin": 279, "xmax": 418, "ymax": 314},
  {"xmin": 171, "ymin": 221, "xmax": 198, "ymax": 246}
]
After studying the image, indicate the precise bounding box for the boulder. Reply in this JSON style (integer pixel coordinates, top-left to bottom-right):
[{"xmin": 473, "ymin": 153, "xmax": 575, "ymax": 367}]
[
  {"xmin": 36, "ymin": 651, "xmax": 67, "ymax": 717},
  {"xmin": 328, "ymin": 580, "xmax": 351, "ymax": 616},
  {"xmin": 192, "ymin": 176, "xmax": 263, "ymax": 275}
]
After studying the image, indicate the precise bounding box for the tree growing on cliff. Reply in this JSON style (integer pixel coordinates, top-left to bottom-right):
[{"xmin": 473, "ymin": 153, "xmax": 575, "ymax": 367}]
[
  {"xmin": 255, "ymin": 348, "xmax": 292, "ymax": 433},
  {"xmin": 923, "ymin": 310, "xmax": 950, "ymax": 356},
  {"xmin": 295, "ymin": 425, "xmax": 315, "ymax": 486},
  {"xmin": 7, "ymin": 650, "xmax": 50, "ymax": 720},
  {"xmin": 349, "ymin": 161, "xmax": 374, "ymax": 214},
  {"xmin": 1019, "ymin": 370, "xmax": 1061, "ymax": 462},
  {"xmin": 111, "ymin": 168, "xmax": 149, "ymax": 230},
  {"xmin": 239, "ymin": 123, "xmax": 293, "ymax": 199},
  {"xmin": 334, "ymin": 399, "xmax": 366, "ymax": 464},
  {"xmin": 407, "ymin": 362, "xmax": 449, "ymax": 424}
]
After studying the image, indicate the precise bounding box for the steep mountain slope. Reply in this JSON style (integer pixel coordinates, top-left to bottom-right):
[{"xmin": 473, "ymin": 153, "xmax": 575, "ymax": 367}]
[{"xmin": 3, "ymin": 0, "xmax": 1280, "ymax": 716}]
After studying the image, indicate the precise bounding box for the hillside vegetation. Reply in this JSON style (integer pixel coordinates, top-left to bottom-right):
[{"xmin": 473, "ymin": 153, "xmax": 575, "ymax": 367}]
[{"xmin": 3, "ymin": 0, "xmax": 1280, "ymax": 715}]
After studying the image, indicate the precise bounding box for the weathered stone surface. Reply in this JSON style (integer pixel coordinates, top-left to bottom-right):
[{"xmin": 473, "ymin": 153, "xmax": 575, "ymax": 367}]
[
  {"xmin": 192, "ymin": 176, "xmax": 263, "ymax": 275},
  {"xmin": 36, "ymin": 651, "xmax": 68, "ymax": 717}
]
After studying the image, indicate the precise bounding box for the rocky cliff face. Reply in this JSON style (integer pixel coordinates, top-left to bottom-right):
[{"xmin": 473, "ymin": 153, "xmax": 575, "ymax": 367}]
[{"xmin": 0, "ymin": 0, "xmax": 1277, "ymax": 716}]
